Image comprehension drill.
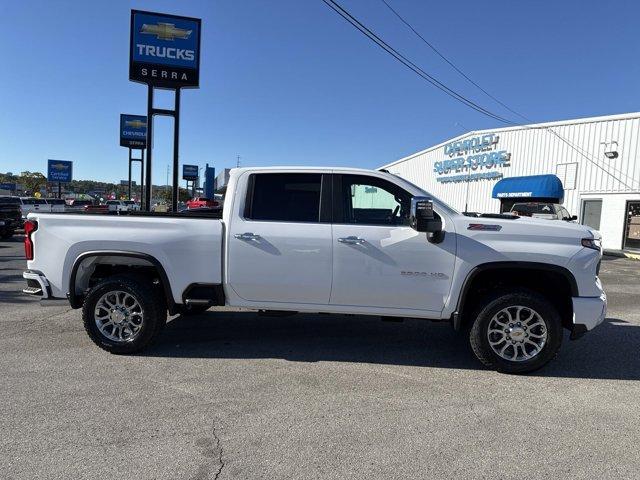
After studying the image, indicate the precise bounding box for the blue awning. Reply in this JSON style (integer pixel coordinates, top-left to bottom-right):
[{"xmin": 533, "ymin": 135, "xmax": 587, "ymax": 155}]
[{"xmin": 492, "ymin": 175, "xmax": 564, "ymax": 201}]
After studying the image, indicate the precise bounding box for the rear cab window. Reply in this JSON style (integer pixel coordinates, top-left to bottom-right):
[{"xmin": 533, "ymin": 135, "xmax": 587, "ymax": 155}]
[{"xmin": 244, "ymin": 173, "xmax": 324, "ymax": 223}]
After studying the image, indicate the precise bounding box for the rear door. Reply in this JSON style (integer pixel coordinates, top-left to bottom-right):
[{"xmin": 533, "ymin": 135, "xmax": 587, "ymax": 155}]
[
  {"xmin": 330, "ymin": 174, "xmax": 456, "ymax": 313},
  {"xmin": 227, "ymin": 172, "xmax": 333, "ymax": 304}
]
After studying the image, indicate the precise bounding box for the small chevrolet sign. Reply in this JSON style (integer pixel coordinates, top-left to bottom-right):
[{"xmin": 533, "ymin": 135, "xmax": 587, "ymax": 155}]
[
  {"xmin": 120, "ymin": 114, "xmax": 148, "ymax": 148},
  {"xmin": 130, "ymin": 10, "xmax": 201, "ymax": 88}
]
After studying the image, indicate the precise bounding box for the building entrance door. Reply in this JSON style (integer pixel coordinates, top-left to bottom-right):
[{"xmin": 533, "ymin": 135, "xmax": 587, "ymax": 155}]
[{"xmin": 623, "ymin": 201, "xmax": 640, "ymax": 251}]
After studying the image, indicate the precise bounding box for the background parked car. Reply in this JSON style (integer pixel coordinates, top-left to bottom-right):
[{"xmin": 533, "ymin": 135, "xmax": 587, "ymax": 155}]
[
  {"xmin": 180, "ymin": 206, "xmax": 222, "ymax": 217},
  {"xmin": 105, "ymin": 200, "xmax": 129, "ymax": 212},
  {"xmin": 123, "ymin": 200, "xmax": 140, "ymax": 211},
  {"xmin": 18, "ymin": 197, "xmax": 49, "ymax": 218},
  {"xmin": 185, "ymin": 197, "xmax": 219, "ymax": 209},
  {"xmin": 510, "ymin": 202, "xmax": 577, "ymax": 221},
  {"xmin": 66, "ymin": 199, "xmax": 95, "ymax": 212},
  {"xmin": 0, "ymin": 196, "xmax": 22, "ymax": 239},
  {"xmin": 44, "ymin": 198, "xmax": 66, "ymax": 213}
]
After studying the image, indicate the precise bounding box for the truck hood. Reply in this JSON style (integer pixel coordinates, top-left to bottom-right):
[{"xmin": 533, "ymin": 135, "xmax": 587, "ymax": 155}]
[{"xmin": 452, "ymin": 214, "xmax": 599, "ymax": 265}]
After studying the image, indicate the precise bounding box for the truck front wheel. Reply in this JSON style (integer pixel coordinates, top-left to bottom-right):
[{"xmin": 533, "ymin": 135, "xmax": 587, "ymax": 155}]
[
  {"xmin": 469, "ymin": 290, "xmax": 563, "ymax": 374},
  {"xmin": 82, "ymin": 274, "xmax": 167, "ymax": 354}
]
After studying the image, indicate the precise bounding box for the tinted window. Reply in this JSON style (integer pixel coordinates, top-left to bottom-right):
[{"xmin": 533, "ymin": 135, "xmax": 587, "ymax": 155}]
[
  {"xmin": 338, "ymin": 175, "xmax": 411, "ymax": 226},
  {"xmin": 0, "ymin": 197, "xmax": 20, "ymax": 205},
  {"xmin": 246, "ymin": 173, "xmax": 321, "ymax": 222},
  {"xmin": 46, "ymin": 199, "xmax": 65, "ymax": 205}
]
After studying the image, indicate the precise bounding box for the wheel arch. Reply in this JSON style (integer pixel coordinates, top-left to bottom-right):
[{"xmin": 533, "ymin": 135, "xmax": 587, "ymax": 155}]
[
  {"xmin": 67, "ymin": 250, "xmax": 177, "ymax": 314},
  {"xmin": 453, "ymin": 261, "xmax": 578, "ymax": 331}
]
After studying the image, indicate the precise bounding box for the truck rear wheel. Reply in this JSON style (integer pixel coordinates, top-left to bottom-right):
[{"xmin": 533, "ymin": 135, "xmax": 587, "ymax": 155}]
[
  {"xmin": 82, "ymin": 274, "xmax": 167, "ymax": 354},
  {"xmin": 469, "ymin": 290, "xmax": 563, "ymax": 374}
]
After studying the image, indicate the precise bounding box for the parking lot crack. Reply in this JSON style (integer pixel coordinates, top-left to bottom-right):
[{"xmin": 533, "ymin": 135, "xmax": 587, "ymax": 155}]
[{"xmin": 212, "ymin": 420, "xmax": 225, "ymax": 480}]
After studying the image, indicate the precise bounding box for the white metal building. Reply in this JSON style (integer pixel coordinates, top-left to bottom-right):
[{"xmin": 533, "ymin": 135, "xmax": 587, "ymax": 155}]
[{"xmin": 380, "ymin": 112, "xmax": 640, "ymax": 252}]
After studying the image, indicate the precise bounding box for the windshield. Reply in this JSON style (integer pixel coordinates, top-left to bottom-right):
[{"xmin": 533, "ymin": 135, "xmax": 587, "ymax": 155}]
[{"xmin": 387, "ymin": 173, "xmax": 460, "ymax": 216}]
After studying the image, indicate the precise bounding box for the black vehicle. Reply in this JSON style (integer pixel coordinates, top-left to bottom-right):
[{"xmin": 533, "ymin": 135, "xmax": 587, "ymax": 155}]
[{"xmin": 0, "ymin": 196, "xmax": 23, "ymax": 239}]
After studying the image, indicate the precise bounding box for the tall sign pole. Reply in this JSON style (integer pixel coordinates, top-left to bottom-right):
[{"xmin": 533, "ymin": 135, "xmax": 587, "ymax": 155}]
[
  {"xmin": 129, "ymin": 10, "xmax": 202, "ymax": 211},
  {"xmin": 182, "ymin": 164, "xmax": 199, "ymax": 200},
  {"xmin": 120, "ymin": 114, "xmax": 147, "ymax": 202}
]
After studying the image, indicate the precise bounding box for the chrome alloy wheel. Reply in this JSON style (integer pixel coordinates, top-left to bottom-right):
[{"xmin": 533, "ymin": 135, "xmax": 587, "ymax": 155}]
[
  {"xmin": 487, "ymin": 306, "xmax": 548, "ymax": 362},
  {"xmin": 94, "ymin": 290, "xmax": 144, "ymax": 343}
]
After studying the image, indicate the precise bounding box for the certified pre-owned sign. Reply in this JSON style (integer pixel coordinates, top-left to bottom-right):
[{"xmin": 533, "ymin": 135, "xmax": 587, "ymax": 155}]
[
  {"xmin": 47, "ymin": 160, "xmax": 73, "ymax": 183},
  {"xmin": 130, "ymin": 10, "xmax": 201, "ymax": 88},
  {"xmin": 120, "ymin": 114, "xmax": 148, "ymax": 148}
]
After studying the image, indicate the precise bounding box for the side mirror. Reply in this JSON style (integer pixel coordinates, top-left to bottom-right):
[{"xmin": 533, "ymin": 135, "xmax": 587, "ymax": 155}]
[
  {"xmin": 571, "ymin": 215, "xmax": 578, "ymax": 221},
  {"xmin": 410, "ymin": 197, "xmax": 444, "ymax": 242}
]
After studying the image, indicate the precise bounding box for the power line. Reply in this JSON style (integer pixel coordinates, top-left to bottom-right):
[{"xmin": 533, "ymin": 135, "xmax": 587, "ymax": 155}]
[
  {"xmin": 378, "ymin": 0, "xmax": 532, "ymax": 124},
  {"xmin": 319, "ymin": 0, "xmax": 518, "ymax": 125}
]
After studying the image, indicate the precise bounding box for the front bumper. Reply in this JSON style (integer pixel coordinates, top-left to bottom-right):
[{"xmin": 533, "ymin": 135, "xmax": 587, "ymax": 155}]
[
  {"xmin": 571, "ymin": 291, "xmax": 607, "ymax": 340},
  {"xmin": 22, "ymin": 270, "xmax": 51, "ymax": 299}
]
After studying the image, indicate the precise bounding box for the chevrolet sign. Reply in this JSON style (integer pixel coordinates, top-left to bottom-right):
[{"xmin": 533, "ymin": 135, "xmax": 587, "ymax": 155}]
[
  {"xmin": 130, "ymin": 10, "xmax": 201, "ymax": 88},
  {"xmin": 120, "ymin": 114, "xmax": 148, "ymax": 148},
  {"xmin": 47, "ymin": 160, "xmax": 73, "ymax": 183}
]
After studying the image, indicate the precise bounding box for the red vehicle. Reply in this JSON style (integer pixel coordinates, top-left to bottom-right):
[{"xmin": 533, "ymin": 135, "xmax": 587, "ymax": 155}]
[{"xmin": 185, "ymin": 197, "xmax": 218, "ymax": 209}]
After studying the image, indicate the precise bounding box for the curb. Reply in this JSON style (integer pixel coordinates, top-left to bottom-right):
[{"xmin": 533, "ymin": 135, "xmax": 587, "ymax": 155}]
[{"xmin": 603, "ymin": 250, "xmax": 640, "ymax": 260}]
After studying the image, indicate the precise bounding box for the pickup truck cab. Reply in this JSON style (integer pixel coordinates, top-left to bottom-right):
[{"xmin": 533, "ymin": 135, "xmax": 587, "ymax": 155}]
[{"xmin": 22, "ymin": 167, "xmax": 606, "ymax": 373}]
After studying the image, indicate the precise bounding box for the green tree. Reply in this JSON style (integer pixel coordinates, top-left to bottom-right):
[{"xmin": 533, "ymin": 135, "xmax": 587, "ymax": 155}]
[{"xmin": 19, "ymin": 171, "xmax": 47, "ymax": 195}]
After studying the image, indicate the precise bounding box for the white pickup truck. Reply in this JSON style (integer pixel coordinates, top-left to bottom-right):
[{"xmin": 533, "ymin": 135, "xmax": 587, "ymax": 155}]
[{"xmin": 22, "ymin": 167, "xmax": 606, "ymax": 373}]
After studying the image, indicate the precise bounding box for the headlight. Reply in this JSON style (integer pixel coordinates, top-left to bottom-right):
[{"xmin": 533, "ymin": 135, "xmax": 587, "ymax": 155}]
[{"xmin": 581, "ymin": 238, "xmax": 601, "ymax": 251}]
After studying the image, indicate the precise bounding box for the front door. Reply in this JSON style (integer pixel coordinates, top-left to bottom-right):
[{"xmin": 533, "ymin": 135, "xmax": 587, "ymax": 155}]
[
  {"xmin": 330, "ymin": 174, "xmax": 456, "ymax": 313},
  {"xmin": 227, "ymin": 172, "xmax": 333, "ymax": 305}
]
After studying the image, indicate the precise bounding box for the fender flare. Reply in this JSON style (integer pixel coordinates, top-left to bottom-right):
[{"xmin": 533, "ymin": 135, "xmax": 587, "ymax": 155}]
[
  {"xmin": 67, "ymin": 250, "xmax": 177, "ymax": 314},
  {"xmin": 452, "ymin": 261, "xmax": 579, "ymax": 330}
]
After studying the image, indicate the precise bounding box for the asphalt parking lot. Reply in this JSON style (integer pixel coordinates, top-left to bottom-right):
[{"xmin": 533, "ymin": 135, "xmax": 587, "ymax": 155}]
[{"xmin": 1, "ymin": 237, "xmax": 640, "ymax": 480}]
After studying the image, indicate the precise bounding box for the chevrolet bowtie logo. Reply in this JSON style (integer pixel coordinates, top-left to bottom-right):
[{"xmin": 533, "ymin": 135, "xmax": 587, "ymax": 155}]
[
  {"xmin": 140, "ymin": 22, "xmax": 192, "ymax": 41},
  {"xmin": 50, "ymin": 163, "xmax": 69, "ymax": 171},
  {"xmin": 125, "ymin": 120, "xmax": 147, "ymax": 129}
]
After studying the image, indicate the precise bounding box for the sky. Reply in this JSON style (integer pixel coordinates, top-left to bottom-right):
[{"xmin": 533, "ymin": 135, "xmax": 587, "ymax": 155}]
[{"xmin": 1, "ymin": 0, "xmax": 639, "ymax": 185}]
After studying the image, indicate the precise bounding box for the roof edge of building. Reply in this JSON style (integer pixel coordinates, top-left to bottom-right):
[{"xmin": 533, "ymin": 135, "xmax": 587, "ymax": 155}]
[{"xmin": 380, "ymin": 111, "xmax": 640, "ymax": 170}]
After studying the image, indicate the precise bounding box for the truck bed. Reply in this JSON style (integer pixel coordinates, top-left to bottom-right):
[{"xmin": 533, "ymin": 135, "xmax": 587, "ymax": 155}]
[{"xmin": 26, "ymin": 212, "xmax": 223, "ymax": 303}]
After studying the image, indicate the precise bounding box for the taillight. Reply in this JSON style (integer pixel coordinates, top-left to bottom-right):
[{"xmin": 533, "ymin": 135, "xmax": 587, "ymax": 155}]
[{"xmin": 24, "ymin": 220, "xmax": 37, "ymax": 260}]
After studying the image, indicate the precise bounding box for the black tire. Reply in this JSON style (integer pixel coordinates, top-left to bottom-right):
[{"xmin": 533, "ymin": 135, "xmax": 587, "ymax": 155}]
[
  {"xmin": 82, "ymin": 274, "xmax": 167, "ymax": 354},
  {"xmin": 179, "ymin": 303, "xmax": 210, "ymax": 315},
  {"xmin": 469, "ymin": 289, "xmax": 563, "ymax": 374}
]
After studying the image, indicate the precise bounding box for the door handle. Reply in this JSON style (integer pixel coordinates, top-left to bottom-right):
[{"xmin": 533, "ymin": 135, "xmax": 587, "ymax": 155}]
[
  {"xmin": 234, "ymin": 232, "xmax": 260, "ymax": 240},
  {"xmin": 338, "ymin": 236, "xmax": 365, "ymax": 245}
]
